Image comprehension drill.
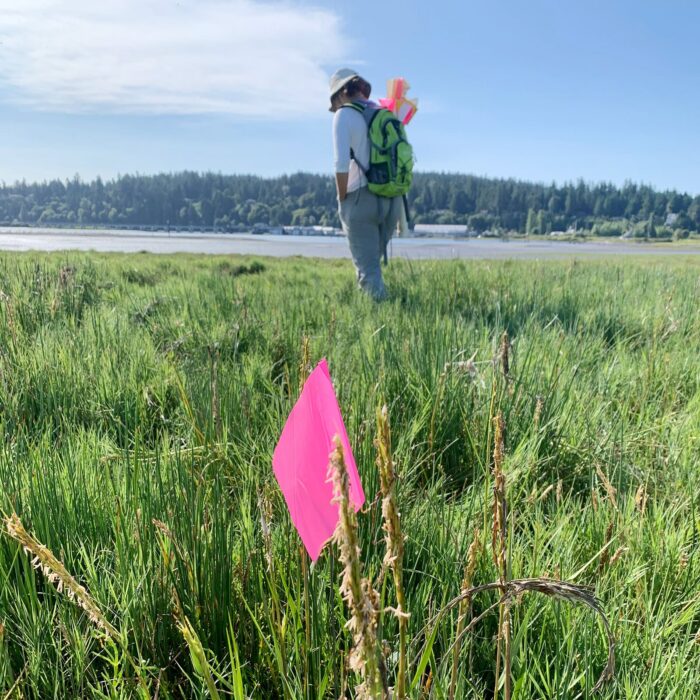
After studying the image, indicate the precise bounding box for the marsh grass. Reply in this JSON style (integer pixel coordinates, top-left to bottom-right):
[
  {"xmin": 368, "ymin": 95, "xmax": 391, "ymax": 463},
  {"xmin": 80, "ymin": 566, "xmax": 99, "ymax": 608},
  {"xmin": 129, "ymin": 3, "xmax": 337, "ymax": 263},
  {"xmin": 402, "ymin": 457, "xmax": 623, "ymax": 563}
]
[{"xmin": 0, "ymin": 251, "xmax": 699, "ymax": 697}]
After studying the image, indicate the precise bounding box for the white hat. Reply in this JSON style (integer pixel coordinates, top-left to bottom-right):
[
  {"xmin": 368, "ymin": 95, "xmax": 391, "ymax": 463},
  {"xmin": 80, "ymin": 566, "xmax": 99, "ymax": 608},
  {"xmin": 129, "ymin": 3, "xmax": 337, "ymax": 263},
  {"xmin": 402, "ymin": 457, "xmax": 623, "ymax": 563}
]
[{"xmin": 329, "ymin": 68, "xmax": 359, "ymax": 98}]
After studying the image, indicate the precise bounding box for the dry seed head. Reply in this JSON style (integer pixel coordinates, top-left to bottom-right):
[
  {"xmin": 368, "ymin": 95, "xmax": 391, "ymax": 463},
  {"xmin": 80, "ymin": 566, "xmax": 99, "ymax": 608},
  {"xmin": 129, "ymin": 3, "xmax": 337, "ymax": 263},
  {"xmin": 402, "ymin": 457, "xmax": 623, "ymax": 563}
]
[
  {"xmin": 634, "ymin": 484, "xmax": 648, "ymax": 514},
  {"xmin": 4, "ymin": 513, "xmax": 118, "ymax": 639},
  {"xmin": 609, "ymin": 547, "xmax": 628, "ymax": 566},
  {"xmin": 595, "ymin": 465, "xmax": 618, "ymax": 510},
  {"xmin": 375, "ymin": 405, "xmax": 405, "ymax": 579},
  {"xmin": 328, "ymin": 437, "xmax": 386, "ymax": 699},
  {"xmin": 493, "ymin": 413, "xmax": 505, "ymax": 474},
  {"xmin": 444, "ymin": 352, "xmax": 484, "ymax": 389},
  {"xmin": 491, "ymin": 413, "xmax": 507, "ymax": 584},
  {"xmin": 375, "ymin": 404, "xmax": 409, "ymax": 700},
  {"xmin": 533, "ymin": 395, "xmax": 544, "ymax": 429},
  {"xmin": 539, "ymin": 484, "xmax": 554, "ymax": 502},
  {"xmin": 463, "ymin": 528, "xmax": 482, "ymax": 591},
  {"xmin": 59, "ymin": 265, "xmax": 75, "ymax": 288},
  {"xmin": 299, "ymin": 335, "xmax": 312, "ymax": 393},
  {"xmin": 423, "ymin": 669, "xmax": 433, "ymax": 695},
  {"xmin": 499, "ymin": 331, "xmax": 510, "ymax": 379},
  {"xmin": 257, "ymin": 490, "xmax": 275, "ymax": 571}
]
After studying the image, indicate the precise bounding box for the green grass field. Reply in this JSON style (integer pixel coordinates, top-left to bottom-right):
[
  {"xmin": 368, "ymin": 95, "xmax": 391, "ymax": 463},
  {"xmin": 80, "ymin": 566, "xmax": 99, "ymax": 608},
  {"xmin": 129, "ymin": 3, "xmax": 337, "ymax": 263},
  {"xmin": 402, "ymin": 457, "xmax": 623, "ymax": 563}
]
[{"xmin": 0, "ymin": 252, "xmax": 698, "ymax": 699}]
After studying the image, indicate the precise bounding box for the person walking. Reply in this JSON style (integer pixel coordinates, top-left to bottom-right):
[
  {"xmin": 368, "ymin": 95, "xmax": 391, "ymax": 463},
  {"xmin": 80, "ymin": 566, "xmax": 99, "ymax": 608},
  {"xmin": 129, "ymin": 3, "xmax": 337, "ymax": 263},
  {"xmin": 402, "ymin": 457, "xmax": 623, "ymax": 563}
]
[{"xmin": 330, "ymin": 68, "xmax": 403, "ymax": 300}]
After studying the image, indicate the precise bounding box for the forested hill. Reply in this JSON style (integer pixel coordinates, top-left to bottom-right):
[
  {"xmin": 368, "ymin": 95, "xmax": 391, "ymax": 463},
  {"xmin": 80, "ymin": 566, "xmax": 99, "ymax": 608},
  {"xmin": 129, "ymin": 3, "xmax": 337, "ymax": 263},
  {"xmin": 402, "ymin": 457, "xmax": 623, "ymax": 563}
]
[{"xmin": 1, "ymin": 171, "xmax": 699, "ymax": 237}]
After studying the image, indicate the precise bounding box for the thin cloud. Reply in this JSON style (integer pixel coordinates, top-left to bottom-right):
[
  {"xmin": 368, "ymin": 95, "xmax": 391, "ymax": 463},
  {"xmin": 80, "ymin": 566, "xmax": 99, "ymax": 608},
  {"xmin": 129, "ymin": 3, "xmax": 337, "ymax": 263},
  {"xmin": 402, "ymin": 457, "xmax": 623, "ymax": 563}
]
[{"xmin": 0, "ymin": 0, "xmax": 348, "ymax": 116}]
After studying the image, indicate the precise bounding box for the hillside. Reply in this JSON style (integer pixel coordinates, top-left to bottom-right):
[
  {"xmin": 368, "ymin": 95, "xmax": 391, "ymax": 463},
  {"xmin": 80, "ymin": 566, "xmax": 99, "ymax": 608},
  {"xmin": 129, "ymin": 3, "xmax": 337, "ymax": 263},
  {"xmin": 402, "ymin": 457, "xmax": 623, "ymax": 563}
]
[{"xmin": 1, "ymin": 171, "xmax": 699, "ymax": 238}]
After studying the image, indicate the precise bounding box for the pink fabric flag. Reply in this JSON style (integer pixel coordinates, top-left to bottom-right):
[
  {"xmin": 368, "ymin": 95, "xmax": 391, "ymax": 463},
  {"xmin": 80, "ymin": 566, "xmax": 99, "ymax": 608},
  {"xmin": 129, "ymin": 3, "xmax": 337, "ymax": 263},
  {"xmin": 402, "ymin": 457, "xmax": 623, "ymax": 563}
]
[
  {"xmin": 272, "ymin": 358, "xmax": 365, "ymax": 561},
  {"xmin": 380, "ymin": 77, "xmax": 419, "ymax": 125}
]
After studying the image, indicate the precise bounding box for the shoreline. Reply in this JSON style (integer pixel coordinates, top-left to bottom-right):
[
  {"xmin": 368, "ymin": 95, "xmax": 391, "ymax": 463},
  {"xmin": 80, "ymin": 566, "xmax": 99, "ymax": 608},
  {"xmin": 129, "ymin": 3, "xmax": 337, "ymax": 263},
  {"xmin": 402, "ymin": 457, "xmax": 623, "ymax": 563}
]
[{"xmin": 1, "ymin": 227, "xmax": 700, "ymax": 259}]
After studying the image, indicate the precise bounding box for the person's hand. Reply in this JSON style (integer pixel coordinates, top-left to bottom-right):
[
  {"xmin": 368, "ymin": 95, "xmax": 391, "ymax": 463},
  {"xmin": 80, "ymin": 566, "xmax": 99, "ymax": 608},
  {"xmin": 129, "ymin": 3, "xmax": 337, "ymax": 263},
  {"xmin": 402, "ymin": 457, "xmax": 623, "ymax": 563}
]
[{"xmin": 335, "ymin": 172, "xmax": 349, "ymax": 202}]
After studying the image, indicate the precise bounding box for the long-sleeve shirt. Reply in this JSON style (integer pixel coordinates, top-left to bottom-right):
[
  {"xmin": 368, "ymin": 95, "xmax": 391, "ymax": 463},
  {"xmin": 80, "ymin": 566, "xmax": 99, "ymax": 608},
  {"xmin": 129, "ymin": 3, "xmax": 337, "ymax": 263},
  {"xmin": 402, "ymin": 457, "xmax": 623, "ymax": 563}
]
[{"xmin": 332, "ymin": 101, "xmax": 373, "ymax": 193}]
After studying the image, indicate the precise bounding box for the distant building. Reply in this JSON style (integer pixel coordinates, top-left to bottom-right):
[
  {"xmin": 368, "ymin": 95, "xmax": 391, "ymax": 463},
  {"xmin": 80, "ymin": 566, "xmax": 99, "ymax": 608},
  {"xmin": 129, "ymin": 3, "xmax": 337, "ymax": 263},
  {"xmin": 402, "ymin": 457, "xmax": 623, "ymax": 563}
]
[
  {"xmin": 412, "ymin": 224, "xmax": 473, "ymax": 237},
  {"xmin": 282, "ymin": 225, "xmax": 342, "ymax": 237}
]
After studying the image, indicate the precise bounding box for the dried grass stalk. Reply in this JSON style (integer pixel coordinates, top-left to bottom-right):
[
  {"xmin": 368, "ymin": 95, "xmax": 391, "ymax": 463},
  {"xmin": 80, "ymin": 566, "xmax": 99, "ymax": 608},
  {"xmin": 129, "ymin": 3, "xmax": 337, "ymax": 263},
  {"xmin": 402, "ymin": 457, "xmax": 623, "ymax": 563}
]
[
  {"xmin": 375, "ymin": 404, "xmax": 409, "ymax": 699},
  {"xmin": 4, "ymin": 513, "xmax": 153, "ymax": 696},
  {"xmin": 595, "ymin": 464, "xmax": 618, "ymax": 510},
  {"xmin": 299, "ymin": 335, "xmax": 312, "ymax": 393},
  {"xmin": 634, "ymin": 484, "xmax": 648, "ymax": 514},
  {"xmin": 491, "ymin": 412, "xmax": 511, "ymax": 700},
  {"xmin": 438, "ymin": 578, "xmax": 615, "ymax": 694},
  {"xmin": 500, "ymin": 331, "xmax": 510, "ymax": 382},
  {"xmin": 449, "ymin": 528, "xmax": 481, "ymax": 700},
  {"xmin": 329, "ymin": 436, "xmax": 388, "ymax": 700},
  {"xmin": 533, "ymin": 395, "xmax": 544, "ymax": 430},
  {"xmin": 4, "ymin": 513, "xmax": 118, "ymax": 639}
]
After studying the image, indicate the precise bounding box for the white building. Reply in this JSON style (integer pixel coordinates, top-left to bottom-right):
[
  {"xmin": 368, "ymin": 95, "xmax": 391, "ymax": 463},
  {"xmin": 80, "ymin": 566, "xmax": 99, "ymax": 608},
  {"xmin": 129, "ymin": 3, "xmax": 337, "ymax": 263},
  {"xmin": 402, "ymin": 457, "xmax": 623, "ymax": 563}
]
[{"xmin": 412, "ymin": 224, "xmax": 473, "ymax": 237}]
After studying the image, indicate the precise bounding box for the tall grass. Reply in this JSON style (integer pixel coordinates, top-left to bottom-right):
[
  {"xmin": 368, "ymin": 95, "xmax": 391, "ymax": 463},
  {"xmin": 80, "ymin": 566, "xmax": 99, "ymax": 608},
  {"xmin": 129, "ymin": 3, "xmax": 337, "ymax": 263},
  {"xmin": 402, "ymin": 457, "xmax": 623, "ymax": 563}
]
[{"xmin": 0, "ymin": 251, "xmax": 699, "ymax": 697}]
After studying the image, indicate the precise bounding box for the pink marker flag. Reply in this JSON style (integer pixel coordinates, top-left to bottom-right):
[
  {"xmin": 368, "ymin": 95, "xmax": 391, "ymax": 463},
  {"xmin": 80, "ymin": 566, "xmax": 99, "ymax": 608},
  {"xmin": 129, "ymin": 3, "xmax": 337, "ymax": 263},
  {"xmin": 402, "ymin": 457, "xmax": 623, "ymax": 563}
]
[
  {"xmin": 272, "ymin": 358, "xmax": 365, "ymax": 561},
  {"xmin": 379, "ymin": 76, "xmax": 419, "ymax": 125}
]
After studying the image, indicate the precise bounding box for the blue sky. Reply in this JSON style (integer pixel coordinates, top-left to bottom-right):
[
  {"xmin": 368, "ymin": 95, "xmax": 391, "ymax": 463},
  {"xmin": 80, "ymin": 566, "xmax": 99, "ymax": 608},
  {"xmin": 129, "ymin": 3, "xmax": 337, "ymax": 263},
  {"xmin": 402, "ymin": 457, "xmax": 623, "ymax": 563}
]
[{"xmin": 1, "ymin": 0, "xmax": 698, "ymax": 193}]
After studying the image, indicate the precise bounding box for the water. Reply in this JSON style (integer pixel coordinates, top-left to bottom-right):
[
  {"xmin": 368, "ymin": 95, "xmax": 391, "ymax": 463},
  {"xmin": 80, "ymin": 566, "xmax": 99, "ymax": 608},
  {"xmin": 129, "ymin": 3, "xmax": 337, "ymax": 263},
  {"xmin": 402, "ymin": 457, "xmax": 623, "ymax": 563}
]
[{"xmin": 0, "ymin": 227, "xmax": 699, "ymax": 259}]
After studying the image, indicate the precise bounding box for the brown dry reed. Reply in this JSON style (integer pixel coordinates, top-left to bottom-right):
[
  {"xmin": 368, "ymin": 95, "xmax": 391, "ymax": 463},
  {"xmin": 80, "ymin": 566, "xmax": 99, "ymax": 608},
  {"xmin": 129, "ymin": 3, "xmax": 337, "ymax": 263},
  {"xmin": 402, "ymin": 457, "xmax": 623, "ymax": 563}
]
[
  {"xmin": 329, "ymin": 436, "xmax": 388, "ymax": 700},
  {"xmin": 499, "ymin": 330, "xmax": 510, "ymax": 382},
  {"xmin": 595, "ymin": 464, "xmax": 618, "ymax": 510},
  {"xmin": 375, "ymin": 404, "xmax": 409, "ymax": 700}
]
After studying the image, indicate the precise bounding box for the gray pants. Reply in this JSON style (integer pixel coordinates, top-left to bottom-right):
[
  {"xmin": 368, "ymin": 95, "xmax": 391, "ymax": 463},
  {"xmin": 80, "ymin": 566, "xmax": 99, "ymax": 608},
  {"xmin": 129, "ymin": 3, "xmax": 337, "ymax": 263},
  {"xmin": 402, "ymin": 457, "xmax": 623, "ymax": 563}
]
[{"xmin": 338, "ymin": 187, "xmax": 402, "ymax": 300}]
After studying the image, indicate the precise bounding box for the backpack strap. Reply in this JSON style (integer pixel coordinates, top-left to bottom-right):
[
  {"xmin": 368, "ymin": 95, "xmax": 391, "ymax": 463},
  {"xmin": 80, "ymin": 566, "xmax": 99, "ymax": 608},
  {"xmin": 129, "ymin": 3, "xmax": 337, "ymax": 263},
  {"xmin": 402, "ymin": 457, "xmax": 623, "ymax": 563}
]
[
  {"xmin": 340, "ymin": 101, "xmax": 364, "ymax": 115},
  {"xmin": 341, "ymin": 101, "xmax": 380, "ymax": 176}
]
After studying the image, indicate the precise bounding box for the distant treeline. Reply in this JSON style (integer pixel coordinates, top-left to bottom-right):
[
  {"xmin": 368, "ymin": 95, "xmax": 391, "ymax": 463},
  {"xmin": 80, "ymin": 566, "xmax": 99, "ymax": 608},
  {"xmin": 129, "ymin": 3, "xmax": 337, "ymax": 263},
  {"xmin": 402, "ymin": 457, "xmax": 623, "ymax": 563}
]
[{"xmin": 1, "ymin": 171, "xmax": 699, "ymax": 237}]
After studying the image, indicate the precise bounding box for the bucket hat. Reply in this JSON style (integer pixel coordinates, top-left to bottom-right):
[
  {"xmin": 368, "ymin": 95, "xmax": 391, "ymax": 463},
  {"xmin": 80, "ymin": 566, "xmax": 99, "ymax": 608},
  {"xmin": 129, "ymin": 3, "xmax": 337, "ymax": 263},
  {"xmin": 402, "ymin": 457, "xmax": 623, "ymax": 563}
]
[{"xmin": 328, "ymin": 68, "xmax": 359, "ymax": 110}]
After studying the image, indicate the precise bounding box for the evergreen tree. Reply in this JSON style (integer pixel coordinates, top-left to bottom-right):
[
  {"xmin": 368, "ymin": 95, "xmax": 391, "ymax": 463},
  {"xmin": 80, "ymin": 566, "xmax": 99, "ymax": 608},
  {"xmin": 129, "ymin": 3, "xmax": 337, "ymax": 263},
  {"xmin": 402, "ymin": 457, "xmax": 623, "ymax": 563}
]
[
  {"xmin": 646, "ymin": 214, "xmax": 656, "ymax": 238},
  {"xmin": 0, "ymin": 170, "xmax": 697, "ymax": 236},
  {"xmin": 526, "ymin": 208, "xmax": 537, "ymax": 235}
]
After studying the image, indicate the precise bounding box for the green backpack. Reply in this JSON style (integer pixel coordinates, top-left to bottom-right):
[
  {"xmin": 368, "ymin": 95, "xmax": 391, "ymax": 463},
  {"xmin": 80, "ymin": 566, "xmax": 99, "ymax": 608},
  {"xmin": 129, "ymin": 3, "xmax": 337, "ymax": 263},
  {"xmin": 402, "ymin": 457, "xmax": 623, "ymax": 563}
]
[{"xmin": 343, "ymin": 101, "xmax": 414, "ymax": 198}]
